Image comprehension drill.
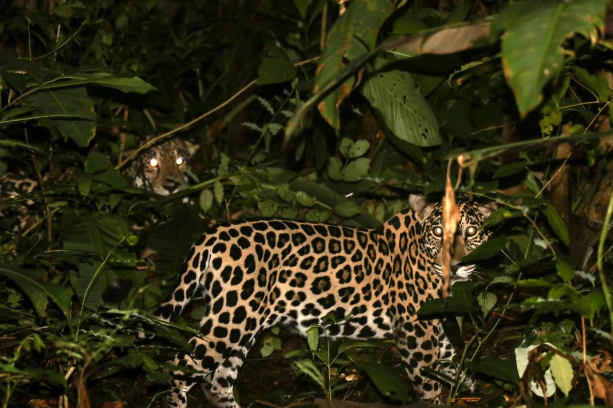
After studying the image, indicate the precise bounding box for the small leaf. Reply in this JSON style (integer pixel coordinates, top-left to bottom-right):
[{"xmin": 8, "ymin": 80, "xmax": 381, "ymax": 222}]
[
  {"xmin": 327, "ymin": 157, "xmax": 343, "ymax": 181},
  {"xmin": 543, "ymin": 203, "xmax": 570, "ymax": 246},
  {"xmin": 477, "ymin": 292, "xmax": 497, "ymax": 318},
  {"xmin": 256, "ymin": 47, "xmax": 297, "ymax": 85},
  {"xmin": 334, "ymin": 201, "xmax": 361, "ymax": 218},
  {"xmin": 556, "ymin": 259, "xmax": 575, "ymax": 281},
  {"xmin": 483, "ymin": 208, "xmax": 521, "ymax": 228},
  {"xmin": 214, "ymin": 181, "xmax": 224, "ymax": 204},
  {"xmin": 78, "ymin": 173, "xmax": 93, "ymax": 196},
  {"xmin": 259, "ymin": 199, "xmax": 278, "ymax": 217},
  {"xmin": 85, "ymin": 150, "xmax": 111, "ymax": 173},
  {"xmin": 276, "ymin": 183, "xmax": 295, "ymax": 203},
  {"xmin": 349, "ymin": 140, "xmax": 370, "ymax": 158},
  {"xmin": 461, "ymin": 236, "xmax": 507, "ymax": 262},
  {"xmin": 549, "ymin": 354, "xmax": 574, "ymax": 396},
  {"xmin": 293, "ymin": 0, "xmax": 311, "ymax": 19},
  {"xmin": 342, "ymin": 157, "xmax": 371, "ymax": 182},
  {"xmin": 295, "ymin": 191, "xmax": 315, "ymax": 207},
  {"xmin": 492, "ymin": 159, "xmax": 527, "ymax": 179},
  {"xmin": 199, "ymin": 189, "xmax": 214, "ymax": 212},
  {"xmin": 307, "ymin": 326, "xmax": 319, "ymax": 351},
  {"xmin": 339, "ymin": 138, "xmax": 354, "ymax": 158}
]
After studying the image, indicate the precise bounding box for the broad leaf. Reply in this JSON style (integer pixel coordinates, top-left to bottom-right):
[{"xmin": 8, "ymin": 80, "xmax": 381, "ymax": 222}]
[
  {"xmin": 499, "ymin": 0, "xmax": 606, "ymax": 115},
  {"xmin": 0, "ymin": 266, "xmax": 72, "ymax": 317},
  {"xmin": 314, "ymin": 0, "xmax": 392, "ymax": 129},
  {"xmin": 257, "ymin": 47, "xmax": 297, "ymax": 85},
  {"xmin": 356, "ymin": 361, "xmax": 410, "ymax": 401},
  {"xmin": 361, "ymin": 62, "xmax": 440, "ymax": 147},
  {"xmin": 461, "ymin": 235, "xmax": 507, "ymax": 262},
  {"xmin": 549, "ymin": 354, "xmax": 573, "ymax": 396},
  {"xmin": 543, "ymin": 203, "xmax": 569, "ymax": 246},
  {"xmin": 24, "ymin": 86, "xmax": 97, "ymax": 147},
  {"xmin": 465, "ymin": 357, "xmax": 519, "ymax": 383}
]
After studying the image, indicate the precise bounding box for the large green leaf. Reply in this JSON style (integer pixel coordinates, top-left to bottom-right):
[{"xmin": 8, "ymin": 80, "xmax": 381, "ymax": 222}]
[
  {"xmin": 313, "ymin": 0, "xmax": 392, "ymax": 129},
  {"xmin": 60, "ymin": 212, "xmax": 135, "ymax": 265},
  {"xmin": 0, "ymin": 266, "xmax": 72, "ymax": 317},
  {"xmin": 361, "ymin": 62, "xmax": 440, "ymax": 147},
  {"xmin": 68, "ymin": 262, "xmax": 135, "ymax": 309},
  {"xmin": 257, "ymin": 47, "xmax": 297, "ymax": 85},
  {"xmin": 499, "ymin": 0, "xmax": 606, "ymax": 116},
  {"xmin": 147, "ymin": 211, "xmax": 204, "ymax": 273},
  {"xmin": 465, "ymin": 357, "xmax": 519, "ymax": 383},
  {"xmin": 23, "ymin": 86, "xmax": 97, "ymax": 147},
  {"xmin": 356, "ymin": 361, "xmax": 410, "ymax": 401},
  {"xmin": 56, "ymin": 72, "xmax": 157, "ymax": 94}
]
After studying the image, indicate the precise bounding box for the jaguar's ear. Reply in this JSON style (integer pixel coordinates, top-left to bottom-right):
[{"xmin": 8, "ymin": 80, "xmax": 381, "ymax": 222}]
[
  {"xmin": 409, "ymin": 194, "xmax": 434, "ymax": 222},
  {"xmin": 184, "ymin": 141, "xmax": 200, "ymax": 157},
  {"xmin": 478, "ymin": 201, "xmax": 498, "ymax": 217}
]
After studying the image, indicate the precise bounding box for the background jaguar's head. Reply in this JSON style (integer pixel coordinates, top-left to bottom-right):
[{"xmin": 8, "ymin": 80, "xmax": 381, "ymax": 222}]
[
  {"xmin": 409, "ymin": 194, "xmax": 495, "ymax": 282},
  {"xmin": 127, "ymin": 139, "xmax": 199, "ymax": 196}
]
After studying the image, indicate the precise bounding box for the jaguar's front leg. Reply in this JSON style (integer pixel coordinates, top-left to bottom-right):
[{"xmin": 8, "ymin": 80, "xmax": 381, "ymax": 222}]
[
  {"xmin": 436, "ymin": 326, "xmax": 476, "ymax": 393},
  {"xmin": 394, "ymin": 318, "xmax": 446, "ymax": 402}
]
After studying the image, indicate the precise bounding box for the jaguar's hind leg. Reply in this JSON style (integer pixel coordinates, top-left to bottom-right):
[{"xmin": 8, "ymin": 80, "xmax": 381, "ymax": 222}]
[
  {"xmin": 199, "ymin": 330, "xmax": 261, "ymax": 408},
  {"xmin": 394, "ymin": 319, "xmax": 445, "ymax": 402},
  {"xmin": 164, "ymin": 353, "xmax": 205, "ymax": 408}
]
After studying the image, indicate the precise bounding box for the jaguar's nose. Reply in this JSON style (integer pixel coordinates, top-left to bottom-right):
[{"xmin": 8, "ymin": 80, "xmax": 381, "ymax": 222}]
[{"xmin": 450, "ymin": 264, "xmax": 458, "ymax": 275}]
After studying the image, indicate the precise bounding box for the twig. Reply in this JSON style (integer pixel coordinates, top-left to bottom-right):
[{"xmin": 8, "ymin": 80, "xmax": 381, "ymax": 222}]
[
  {"xmin": 535, "ymin": 152, "xmax": 571, "ymax": 198},
  {"xmin": 116, "ymin": 56, "xmax": 321, "ymax": 171},
  {"xmin": 582, "ymin": 316, "xmax": 595, "ymax": 406},
  {"xmin": 24, "ymin": 129, "xmax": 52, "ymax": 246},
  {"xmin": 585, "ymin": 101, "xmax": 610, "ymax": 133},
  {"xmin": 115, "ymin": 80, "xmax": 256, "ymax": 170},
  {"xmin": 321, "ymin": 4, "xmax": 328, "ymax": 51}
]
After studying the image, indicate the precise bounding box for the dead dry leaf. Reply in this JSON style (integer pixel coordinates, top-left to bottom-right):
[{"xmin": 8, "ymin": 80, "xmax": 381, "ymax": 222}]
[{"xmin": 442, "ymin": 174, "xmax": 460, "ymax": 298}]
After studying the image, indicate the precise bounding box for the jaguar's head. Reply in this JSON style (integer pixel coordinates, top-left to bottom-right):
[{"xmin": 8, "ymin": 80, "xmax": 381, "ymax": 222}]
[
  {"xmin": 409, "ymin": 194, "xmax": 495, "ymax": 282},
  {"xmin": 127, "ymin": 139, "xmax": 199, "ymax": 196}
]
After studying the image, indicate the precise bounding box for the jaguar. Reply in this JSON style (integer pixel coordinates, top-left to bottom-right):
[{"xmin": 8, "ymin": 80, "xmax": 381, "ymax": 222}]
[
  {"xmin": 125, "ymin": 138, "xmax": 199, "ymax": 196},
  {"xmin": 156, "ymin": 194, "xmax": 495, "ymax": 408},
  {"xmin": 0, "ymin": 138, "xmax": 198, "ymax": 232}
]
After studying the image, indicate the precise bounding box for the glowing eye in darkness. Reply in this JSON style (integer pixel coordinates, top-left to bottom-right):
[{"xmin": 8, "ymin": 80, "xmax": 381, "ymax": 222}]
[
  {"xmin": 148, "ymin": 158, "xmax": 158, "ymax": 167},
  {"xmin": 176, "ymin": 157, "xmax": 184, "ymax": 165},
  {"xmin": 433, "ymin": 226, "xmax": 443, "ymax": 237},
  {"xmin": 466, "ymin": 226, "xmax": 478, "ymax": 236}
]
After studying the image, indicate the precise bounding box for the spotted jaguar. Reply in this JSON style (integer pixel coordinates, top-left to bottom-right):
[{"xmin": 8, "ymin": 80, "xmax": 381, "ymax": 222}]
[
  {"xmin": 157, "ymin": 195, "xmax": 495, "ymax": 407},
  {"xmin": 125, "ymin": 138, "xmax": 199, "ymax": 196},
  {"xmin": 0, "ymin": 138, "xmax": 198, "ymax": 232}
]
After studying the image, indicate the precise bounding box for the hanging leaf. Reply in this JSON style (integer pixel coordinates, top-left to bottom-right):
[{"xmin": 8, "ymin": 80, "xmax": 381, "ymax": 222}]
[
  {"xmin": 543, "ymin": 203, "xmax": 569, "ymax": 246},
  {"xmin": 499, "ymin": 0, "xmax": 606, "ymax": 115},
  {"xmin": 0, "ymin": 266, "xmax": 72, "ymax": 317},
  {"xmin": 356, "ymin": 361, "xmax": 410, "ymax": 401},
  {"xmin": 314, "ymin": 0, "xmax": 392, "ymax": 129},
  {"xmin": 361, "ymin": 61, "xmax": 440, "ymax": 147},
  {"xmin": 24, "ymin": 87, "xmax": 97, "ymax": 147}
]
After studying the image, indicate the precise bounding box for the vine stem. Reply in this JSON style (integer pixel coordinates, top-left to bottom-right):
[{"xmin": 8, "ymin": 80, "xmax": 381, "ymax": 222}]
[{"xmin": 596, "ymin": 186, "xmax": 613, "ymax": 350}]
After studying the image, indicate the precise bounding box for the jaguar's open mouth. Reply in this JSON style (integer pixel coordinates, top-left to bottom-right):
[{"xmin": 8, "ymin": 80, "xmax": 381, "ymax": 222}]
[{"xmin": 433, "ymin": 264, "xmax": 477, "ymax": 282}]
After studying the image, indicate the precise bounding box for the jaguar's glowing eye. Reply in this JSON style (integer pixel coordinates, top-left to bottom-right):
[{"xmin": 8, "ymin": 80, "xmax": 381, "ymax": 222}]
[
  {"xmin": 148, "ymin": 158, "xmax": 158, "ymax": 167},
  {"xmin": 176, "ymin": 157, "xmax": 184, "ymax": 165},
  {"xmin": 433, "ymin": 226, "xmax": 443, "ymax": 237},
  {"xmin": 466, "ymin": 226, "xmax": 477, "ymax": 236}
]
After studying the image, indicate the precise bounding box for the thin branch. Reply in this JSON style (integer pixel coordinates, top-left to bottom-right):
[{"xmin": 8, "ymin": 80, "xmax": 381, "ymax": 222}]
[{"xmin": 116, "ymin": 57, "xmax": 319, "ymax": 171}]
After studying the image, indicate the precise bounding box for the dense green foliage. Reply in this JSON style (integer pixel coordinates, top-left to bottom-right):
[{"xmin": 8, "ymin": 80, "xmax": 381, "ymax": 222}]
[{"xmin": 0, "ymin": 0, "xmax": 612, "ymax": 407}]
